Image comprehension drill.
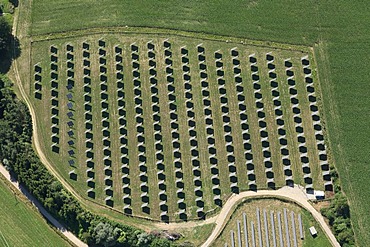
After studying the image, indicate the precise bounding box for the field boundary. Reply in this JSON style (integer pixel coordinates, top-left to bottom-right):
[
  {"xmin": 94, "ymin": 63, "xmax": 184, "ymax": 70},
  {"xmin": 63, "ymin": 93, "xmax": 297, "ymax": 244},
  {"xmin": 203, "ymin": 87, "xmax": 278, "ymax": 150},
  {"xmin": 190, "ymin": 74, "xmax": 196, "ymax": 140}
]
[{"xmin": 30, "ymin": 26, "xmax": 311, "ymax": 53}]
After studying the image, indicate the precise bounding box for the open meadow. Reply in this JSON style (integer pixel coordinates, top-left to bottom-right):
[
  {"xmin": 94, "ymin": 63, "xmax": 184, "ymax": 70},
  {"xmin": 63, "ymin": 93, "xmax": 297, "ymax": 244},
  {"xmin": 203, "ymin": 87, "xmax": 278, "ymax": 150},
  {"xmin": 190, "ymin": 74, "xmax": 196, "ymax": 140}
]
[
  {"xmin": 17, "ymin": 0, "xmax": 370, "ymax": 245},
  {"xmin": 0, "ymin": 176, "xmax": 70, "ymax": 247}
]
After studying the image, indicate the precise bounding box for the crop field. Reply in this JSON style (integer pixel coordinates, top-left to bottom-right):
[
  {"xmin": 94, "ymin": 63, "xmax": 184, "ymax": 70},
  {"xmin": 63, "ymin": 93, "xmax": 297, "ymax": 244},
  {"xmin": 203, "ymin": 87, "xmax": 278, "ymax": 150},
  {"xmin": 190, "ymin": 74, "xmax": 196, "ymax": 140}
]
[
  {"xmin": 30, "ymin": 0, "xmax": 318, "ymax": 45},
  {"xmin": 0, "ymin": 177, "xmax": 70, "ymax": 247},
  {"xmin": 213, "ymin": 198, "xmax": 331, "ymax": 247},
  {"xmin": 29, "ymin": 33, "xmax": 332, "ymax": 222}
]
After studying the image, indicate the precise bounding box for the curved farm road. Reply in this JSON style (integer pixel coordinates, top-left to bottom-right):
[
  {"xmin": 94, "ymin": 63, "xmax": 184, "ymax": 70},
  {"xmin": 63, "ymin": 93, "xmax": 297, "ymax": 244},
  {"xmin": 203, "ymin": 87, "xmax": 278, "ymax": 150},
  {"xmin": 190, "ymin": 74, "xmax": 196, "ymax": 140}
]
[
  {"xmin": 197, "ymin": 185, "xmax": 340, "ymax": 247},
  {"xmin": 0, "ymin": 165, "xmax": 87, "ymax": 247}
]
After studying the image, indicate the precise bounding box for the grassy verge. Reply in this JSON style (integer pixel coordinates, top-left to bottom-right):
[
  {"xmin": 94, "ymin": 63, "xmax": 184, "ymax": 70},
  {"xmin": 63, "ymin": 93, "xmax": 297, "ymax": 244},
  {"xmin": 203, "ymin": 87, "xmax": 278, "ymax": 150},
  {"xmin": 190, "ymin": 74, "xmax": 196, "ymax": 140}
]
[{"xmin": 176, "ymin": 223, "xmax": 216, "ymax": 247}]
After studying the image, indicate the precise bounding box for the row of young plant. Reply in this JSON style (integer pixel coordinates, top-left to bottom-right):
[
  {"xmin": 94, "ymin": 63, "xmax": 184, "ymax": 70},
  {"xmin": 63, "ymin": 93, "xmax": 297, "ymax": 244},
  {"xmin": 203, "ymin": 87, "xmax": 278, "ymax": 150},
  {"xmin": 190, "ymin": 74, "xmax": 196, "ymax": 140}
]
[{"xmin": 0, "ymin": 74, "xmax": 173, "ymax": 247}]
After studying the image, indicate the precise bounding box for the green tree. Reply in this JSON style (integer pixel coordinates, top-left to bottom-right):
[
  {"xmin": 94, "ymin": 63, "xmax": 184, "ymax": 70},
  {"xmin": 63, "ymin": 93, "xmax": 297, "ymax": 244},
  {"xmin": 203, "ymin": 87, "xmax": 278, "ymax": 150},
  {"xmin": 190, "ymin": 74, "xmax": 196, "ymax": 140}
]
[
  {"xmin": 333, "ymin": 193, "xmax": 350, "ymax": 218},
  {"xmin": 0, "ymin": 17, "xmax": 11, "ymax": 53},
  {"xmin": 92, "ymin": 222, "xmax": 119, "ymax": 247},
  {"xmin": 0, "ymin": 17, "xmax": 20, "ymax": 73},
  {"xmin": 333, "ymin": 217, "xmax": 349, "ymax": 234},
  {"xmin": 116, "ymin": 229, "xmax": 127, "ymax": 244},
  {"xmin": 137, "ymin": 232, "xmax": 153, "ymax": 247},
  {"xmin": 9, "ymin": 0, "xmax": 19, "ymax": 8},
  {"xmin": 321, "ymin": 192, "xmax": 355, "ymax": 246},
  {"xmin": 149, "ymin": 238, "xmax": 171, "ymax": 247},
  {"xmin": 337, "ymin": 229, "xmax": 355, "ymax": 247}
]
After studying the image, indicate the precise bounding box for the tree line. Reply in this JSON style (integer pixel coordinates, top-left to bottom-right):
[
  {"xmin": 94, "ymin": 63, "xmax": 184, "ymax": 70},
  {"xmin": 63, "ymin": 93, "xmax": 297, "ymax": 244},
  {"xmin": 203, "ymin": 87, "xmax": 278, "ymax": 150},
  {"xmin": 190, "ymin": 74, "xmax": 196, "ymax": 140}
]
[{"xmin": 320, "ymin": 169, "xmax": 355, "ymax": 247}]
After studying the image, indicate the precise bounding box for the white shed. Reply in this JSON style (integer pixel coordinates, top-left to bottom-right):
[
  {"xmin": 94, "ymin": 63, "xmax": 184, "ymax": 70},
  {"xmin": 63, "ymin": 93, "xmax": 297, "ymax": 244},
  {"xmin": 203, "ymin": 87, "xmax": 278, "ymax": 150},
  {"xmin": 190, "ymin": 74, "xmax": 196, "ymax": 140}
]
[{"xmin": 309, "ymin": 226, "xmax": 317, "ymax": 236}]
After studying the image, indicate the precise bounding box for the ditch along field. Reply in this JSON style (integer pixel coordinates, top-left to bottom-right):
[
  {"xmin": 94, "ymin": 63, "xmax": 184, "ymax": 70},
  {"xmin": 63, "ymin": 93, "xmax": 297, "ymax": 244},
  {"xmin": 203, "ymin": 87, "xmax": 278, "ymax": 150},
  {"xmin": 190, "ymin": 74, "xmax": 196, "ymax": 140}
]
[
  {"xmin": 213, "ymin": 198, "xmax": 331, "ymax": 247},
  {"xmin": 0, "ymin": 176, "xmax": 70, "ymax": 247},
  {"xmin": 29, "ymin": 33, "xmax": 331, "ymax": 222}
]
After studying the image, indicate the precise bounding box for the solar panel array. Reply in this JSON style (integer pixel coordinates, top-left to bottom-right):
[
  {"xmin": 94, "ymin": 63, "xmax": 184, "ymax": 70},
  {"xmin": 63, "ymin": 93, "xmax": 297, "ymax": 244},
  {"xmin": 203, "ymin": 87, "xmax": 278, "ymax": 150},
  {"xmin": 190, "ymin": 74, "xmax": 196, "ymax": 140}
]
[
  {"xmin": 31, "ymin": 36, "xmax": 332, "ymax": 221},
  {"xmin": 225, "ymin": 208, "xmax": 304, "ymax": 247}
]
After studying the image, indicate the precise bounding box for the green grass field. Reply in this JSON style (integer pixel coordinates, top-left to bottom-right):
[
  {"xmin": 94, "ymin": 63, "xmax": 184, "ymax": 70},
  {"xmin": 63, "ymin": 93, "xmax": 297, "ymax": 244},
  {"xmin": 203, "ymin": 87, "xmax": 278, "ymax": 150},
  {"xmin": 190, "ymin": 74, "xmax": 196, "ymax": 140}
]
[
  {"xmin": 29, "ymin": 32, "xmax": 329, "ymax": 222},
  {"xmin": 29, "ymin": 0, "xmax": 319, "ymax": 46},
  {"xmin": 21, "ymin": 0, "xmax": 370, "ymax": 245},
  {"xmin": 213, "ymin": 198, "xmax": 332, "ymax": 247},
  {"xmin": 0, "ymin": 176, "xmax": 70, "ymax": 247},
  {"xmin": 177, "ymin": 223, "xmax": 216, "ymax": 247}
]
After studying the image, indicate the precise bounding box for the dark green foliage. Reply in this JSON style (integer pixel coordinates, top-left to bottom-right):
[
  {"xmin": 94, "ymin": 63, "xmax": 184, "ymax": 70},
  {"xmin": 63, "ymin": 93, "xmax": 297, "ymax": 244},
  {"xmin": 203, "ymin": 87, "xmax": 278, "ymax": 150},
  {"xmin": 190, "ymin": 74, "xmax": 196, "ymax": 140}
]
[
  {"xmin": 90, "ymin": 222, "xmax": 122, "ymax": 247},
  {"xmin": 0, "ymin": 16, "xmax": 20, "ymax": 73},
  {"xmin": 9, "ymin": 0, "xmax": 19, "ymax": 8},
  {"xmin": 321, "ymin": 193, "xmax": 355, "ymax": 246},
  {"xmin": 329, "ymin": 167, "xmax": 341, "ymax": 193},
  {"xmin": 0, "ymin": 17, "xmax": 11, "ymax": 52},
  {"xmin": 150, "ymin": 238, "xmax": 172, "ymax": 247},
  {"xmin": 0, "ymin": 75, "xmax": 173, "ymax": 247}
]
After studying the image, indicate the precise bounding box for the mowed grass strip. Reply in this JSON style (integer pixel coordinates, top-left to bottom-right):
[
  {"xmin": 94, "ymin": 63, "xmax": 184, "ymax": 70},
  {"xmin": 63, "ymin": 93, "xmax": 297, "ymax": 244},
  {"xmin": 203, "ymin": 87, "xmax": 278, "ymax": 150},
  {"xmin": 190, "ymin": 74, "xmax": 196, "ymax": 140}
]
[
  {"xmin": 147, "ymin": 39, "xmax": 175, "ymax": 220},
  {"xmin": 122, "ymin": 39, "xmax": 144, "ymax": 217},
  {"xmin": 0, "ymin": 176, "xmax": 71, "ymax": 247},
  {"xmin": 186, "ymin": 44, "xmax": 217, "ymax": 212},
  {"xmin": 256, "ymin": 52, "xmax": 286, "ymax": 188},
  {"xmin": 223, "ymin": 48, "xmax": 249, "ymax": 191},
  {"xmin": 290, "ymin": 56, "xmax": 324, "ymax": 189},
  {"xmin": 274, "ymin": 56, "xmax": 305, "ymax": 186},
  {"xmin": 30, "ymin": 34, "xmax": 327, "ymax": 222},
  {"xmin": 171, "ymin": 42, "xmax": 199, "ymax": 219}
]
